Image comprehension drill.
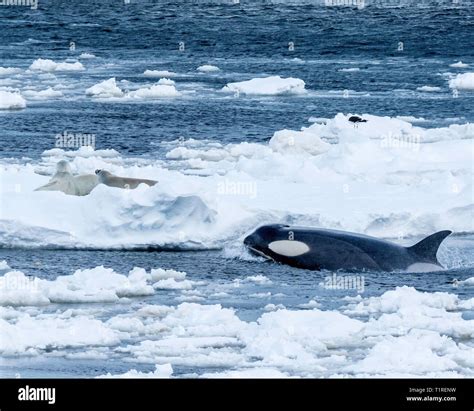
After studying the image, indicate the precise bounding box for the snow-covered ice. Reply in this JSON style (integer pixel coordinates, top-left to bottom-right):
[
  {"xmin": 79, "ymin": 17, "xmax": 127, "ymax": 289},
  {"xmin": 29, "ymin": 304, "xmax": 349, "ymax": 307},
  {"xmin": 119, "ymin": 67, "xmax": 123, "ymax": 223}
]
[
  {"xmin": 2, "ymin": 273, "xmax": 472, "ymax": 377},
  {"xmin": 29, "ymin": 59, "xmax": 85, "ymax": 72},
  {"xmin": 0, "ymin": 67, "xmax": 20, "ymax": 76},
  {"xmin": 0, "ymin": 91, "xmax": 26, "ymax": 110},
  {"xmin": 197, "ymin": 65, "xmax": 220, "ymax": 72},
  {"xmin": 79, "ymin": 53, "xmax": 96, "ymax": 59},
  {"xmin": 86, "ymin": 78, "xmax": 124, "ymax": 98},
  {"xmin": 22, "ymin": 87, "xmax": 63, "ymax": 100},
  {"xmin": 223, "ymin": 76, "xmax": 306, "ymax": 96},
  {"xmin": 449, "ymin": 72, "xmax": 474, "ymax": 90},
  {"xmin": 450, "ymin": 61, "xmax": 469, "ymax": 68},
  {"xmin": 417, "ymin": 86, "xmax": 442, "ymax": 92},
  {"xmin": 127, "ymin": 84, "xmax": 180, "ymax": 99},
  {"xmin": 143, "ymin": 70, "xmax": 177, "ymax": 78},
  {"xmin": 0, "ymin": 113, "xmax": 471, "ymax": 249}
]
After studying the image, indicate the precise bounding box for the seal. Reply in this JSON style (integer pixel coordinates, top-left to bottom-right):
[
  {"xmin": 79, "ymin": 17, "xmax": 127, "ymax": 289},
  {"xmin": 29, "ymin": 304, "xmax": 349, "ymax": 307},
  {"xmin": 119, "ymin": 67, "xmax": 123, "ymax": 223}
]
[
  {"xmin": 95, "ymin": 169, "xmax": 157, "ymax": 189},
  {"xmin": 35, "ymin": 160, "xmax": 98, "ymax": 196},
  {"xmin": 244, "ymin": 224, "xmax": 452, "ymax": 272}
]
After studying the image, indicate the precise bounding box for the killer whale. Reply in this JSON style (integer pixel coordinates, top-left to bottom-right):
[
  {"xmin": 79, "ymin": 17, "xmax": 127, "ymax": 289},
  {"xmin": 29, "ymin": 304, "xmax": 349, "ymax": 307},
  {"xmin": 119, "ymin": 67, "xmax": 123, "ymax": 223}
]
[{"xmin": 243, "ymin": 224, "xmax": 452, "ymax": 272}]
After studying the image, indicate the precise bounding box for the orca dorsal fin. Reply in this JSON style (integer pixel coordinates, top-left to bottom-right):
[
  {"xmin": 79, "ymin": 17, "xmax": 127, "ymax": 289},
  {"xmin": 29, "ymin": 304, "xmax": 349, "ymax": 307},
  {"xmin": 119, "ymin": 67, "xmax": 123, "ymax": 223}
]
[{"xmin": 407, "ymin": 230, "xmax": 452, "ymax": 263}]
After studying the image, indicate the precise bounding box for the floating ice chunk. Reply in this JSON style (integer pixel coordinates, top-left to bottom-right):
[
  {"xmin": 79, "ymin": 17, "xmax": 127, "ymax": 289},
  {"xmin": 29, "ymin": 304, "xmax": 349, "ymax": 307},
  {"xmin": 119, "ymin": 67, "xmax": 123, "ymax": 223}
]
[
  {"xmin": 223, "ymin": 76, "xmax": 306, "ymax": 96},
  {"xmin": 157, "ymin": 78, "xmax": 175, "ymax": 85},
  {"xmin": 457, "ymin": 277, "xmax": 474, "ymax": 286},
  {"xmin": 339, "ymin": 67, "xmax": 360, "ymax": 72},
  {"xmin": 249, "ymin": 292, "xmax": 272, "ymax": 298},
  {"xmin": 449, "ymin": 72, "xmax": 474, "ymax": 90},
  {"xmin": 0, "ymin": 67, "xmax": 20, "ymax": 76},
  {"xmin": 0, "ymin": 313, "xmax": 119, "ymax": 355},
  {"xmin": 153, "ymin": 278, "xmax": 194, "ymax": 290},
  {"xmin": 85, "ymin": 77, "xmax": 124, "ymax": 98},
  {"xmin": 47, "ymin": 266, "xmax": 155, "ymax": 302},
  {"xmin": 417, "ymin": 85, "xmax": 442, "ymax": 92},
  {"xmin": 98, "ymin": 364, "xmax": 173, "ymax": 378},
  {"xmin": 150, "ymin": 268, "xmax": 187, "ymax": 281},
  {"xmin": 41, "ymin": 146, "xmax": 120, "ymax": 158},
  {"xmin": 298, "ymin": 300, "xmax": 321, "ymax": 309},
  {"xmin": 264, "ymin": 304, "xmax": 286, "ymax": 312},
  {"xmin": 9, "ymin": 284, "xmax": 468, "ymax": 376},
  {"xmin": 197, "ymin": 65, "xmax": 220, "ymax": 72},
  {"xmin": 0, "ymin": 90, "xmax": 26, "ymax": 110},
  {"xmin": 241, "ymin": 309, "xmax": 364, "ymax": 362},
  {"xmin": 29, "ymin": 59, "xmax": 60, "ymax": 72},
  {"xmin": 175, "ymin": 294, "xmax": 206, "ymax": 303},
  {"xmin": 291, "ymin": 58, "xmax": 305, "ymax": 64},
  {"xmin": 143, "ymin": 70, "xmax": 177, "ymax": 78},
  {"xmin": 127, "ymin": 84, "xmax": 180, "ymax": 98},
  {"xmin": 0, "ymin": 266, "xmax": 154, "ymax": 306},
  {"xmin": 0, "ymin": 271, "xmax": 49, "ymax": 306},
  {"xmin": 22, "ymin": 87, "xmax": 63, "ymax": 100},
  {"xmin": 450, "ymin": 61, "xmax": 468, "ymax": 68},
  {"xmin": 29, "ymin": 58, "xmax": 85, "ymax": 72},
  {"xmin": 203, "ymin": 368, "xmax": 291, "ymax": 378},
  {"xmin": 344, "ymin": 286, "xmax": 461, "ymax": 315},
  {"xmin": 79, "ymin": 52, "xmax": 96, "ymax": 59},
  {"xmin": 348, "ymin": 330, "xmax": 460, "ymax": 375},
  {"xmin": 242, "ymin": 275, "xmax": 272, "ymax": 285}
]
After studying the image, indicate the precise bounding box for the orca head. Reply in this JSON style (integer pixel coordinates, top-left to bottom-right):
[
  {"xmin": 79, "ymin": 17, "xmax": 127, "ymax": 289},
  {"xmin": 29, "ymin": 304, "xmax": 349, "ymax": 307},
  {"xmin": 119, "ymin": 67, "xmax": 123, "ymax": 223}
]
[{"xmin": 244, "ymin": 224, "xmax": 310, "ymax": 260}]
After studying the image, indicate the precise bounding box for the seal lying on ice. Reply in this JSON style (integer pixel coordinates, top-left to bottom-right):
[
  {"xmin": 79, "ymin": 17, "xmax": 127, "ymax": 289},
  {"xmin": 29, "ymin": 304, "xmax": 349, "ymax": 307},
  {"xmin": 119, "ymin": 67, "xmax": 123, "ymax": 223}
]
[
  {"xmin": 95, "ymin": 169, "xmax": 157, "ymax": 189},
  {"xmin": 35, "ymin": 160, "xmax": 98, "ymax": 196}
]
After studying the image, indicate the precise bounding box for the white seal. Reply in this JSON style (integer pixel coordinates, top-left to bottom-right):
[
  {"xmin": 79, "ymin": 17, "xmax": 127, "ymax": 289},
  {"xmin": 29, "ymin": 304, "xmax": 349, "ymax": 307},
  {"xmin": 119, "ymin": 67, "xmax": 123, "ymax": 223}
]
[
  {"xmin": 35, "ymin": 160, "xmax": 98, "ymax": 196},
  {"xmin": 95, "ymin": 169, "xmax": 158, "ymax": 189}
]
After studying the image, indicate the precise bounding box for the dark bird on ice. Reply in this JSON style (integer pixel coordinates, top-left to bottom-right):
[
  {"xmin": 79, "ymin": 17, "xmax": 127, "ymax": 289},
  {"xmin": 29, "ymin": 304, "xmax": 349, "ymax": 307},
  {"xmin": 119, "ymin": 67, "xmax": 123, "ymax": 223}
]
[{"xmin": 348, "ymin": 115, "xmax": 368, "ymax": 128}]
